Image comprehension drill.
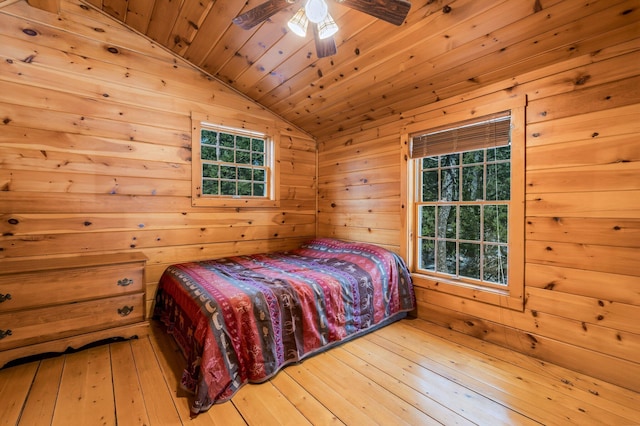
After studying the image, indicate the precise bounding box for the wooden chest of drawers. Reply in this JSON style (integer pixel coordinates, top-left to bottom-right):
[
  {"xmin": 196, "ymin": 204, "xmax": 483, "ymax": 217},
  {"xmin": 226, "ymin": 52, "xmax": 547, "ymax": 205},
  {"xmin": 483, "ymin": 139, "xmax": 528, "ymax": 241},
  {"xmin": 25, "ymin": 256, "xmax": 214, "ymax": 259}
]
[{"xmin": 0, "ymin": 252, "xmax": 148, "ymax": 367}]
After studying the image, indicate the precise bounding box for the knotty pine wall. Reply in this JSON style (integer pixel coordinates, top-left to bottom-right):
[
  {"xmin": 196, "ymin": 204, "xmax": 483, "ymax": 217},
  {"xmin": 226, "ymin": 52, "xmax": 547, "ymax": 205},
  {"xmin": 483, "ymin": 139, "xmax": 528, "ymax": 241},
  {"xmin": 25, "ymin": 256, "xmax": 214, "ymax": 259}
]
[
  {"xmin": 317, "ymin": 11, "xmax": 640, "ymax": 392},
  {"xmin": 0, "ymin": 0, "xmax": 317, "ymax": 316}
]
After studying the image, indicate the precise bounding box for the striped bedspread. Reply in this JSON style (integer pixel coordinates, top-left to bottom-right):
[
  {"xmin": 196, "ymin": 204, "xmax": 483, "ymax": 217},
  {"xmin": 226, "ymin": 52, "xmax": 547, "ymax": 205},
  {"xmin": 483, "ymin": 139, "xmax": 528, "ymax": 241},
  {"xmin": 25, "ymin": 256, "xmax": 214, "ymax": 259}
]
[{"xmin": 154, "ymin": 238, "xmax": 415, "ymax": 414}]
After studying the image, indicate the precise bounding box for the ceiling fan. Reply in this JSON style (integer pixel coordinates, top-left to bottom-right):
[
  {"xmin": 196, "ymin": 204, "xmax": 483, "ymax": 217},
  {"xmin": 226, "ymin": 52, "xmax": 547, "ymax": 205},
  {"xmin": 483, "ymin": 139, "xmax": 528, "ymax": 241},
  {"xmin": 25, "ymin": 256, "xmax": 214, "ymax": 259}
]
[{"xmin": 232, "ymin": 0, "xmax": 412, "ymax": 58}]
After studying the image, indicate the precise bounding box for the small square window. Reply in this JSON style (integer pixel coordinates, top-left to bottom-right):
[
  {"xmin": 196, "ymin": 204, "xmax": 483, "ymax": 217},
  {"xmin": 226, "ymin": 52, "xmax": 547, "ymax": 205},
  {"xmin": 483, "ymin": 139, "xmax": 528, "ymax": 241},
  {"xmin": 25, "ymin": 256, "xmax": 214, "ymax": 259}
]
[{"xmin": 191, "ymin": 113, "xmax": 280, "ymax": 207}]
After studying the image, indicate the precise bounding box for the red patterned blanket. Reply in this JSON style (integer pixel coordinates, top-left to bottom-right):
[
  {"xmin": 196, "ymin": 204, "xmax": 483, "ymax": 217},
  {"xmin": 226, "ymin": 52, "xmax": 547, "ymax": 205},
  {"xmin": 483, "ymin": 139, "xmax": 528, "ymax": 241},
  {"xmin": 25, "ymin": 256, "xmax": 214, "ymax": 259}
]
[{"xmin": 154, "ymin": 238, "xmax": 415, "ymax": 414}]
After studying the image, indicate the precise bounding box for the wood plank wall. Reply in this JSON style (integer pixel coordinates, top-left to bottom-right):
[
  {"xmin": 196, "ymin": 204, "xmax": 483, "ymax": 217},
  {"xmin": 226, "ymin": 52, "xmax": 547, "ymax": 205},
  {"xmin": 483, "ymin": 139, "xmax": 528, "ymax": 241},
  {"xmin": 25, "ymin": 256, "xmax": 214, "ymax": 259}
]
[
  {"xmin": 0, "ymin": 0, "xmax": 317, "ymax": 316},
  {"xmin": 317, "ymin": 1, "xmax": 640, "ymax": 392}
]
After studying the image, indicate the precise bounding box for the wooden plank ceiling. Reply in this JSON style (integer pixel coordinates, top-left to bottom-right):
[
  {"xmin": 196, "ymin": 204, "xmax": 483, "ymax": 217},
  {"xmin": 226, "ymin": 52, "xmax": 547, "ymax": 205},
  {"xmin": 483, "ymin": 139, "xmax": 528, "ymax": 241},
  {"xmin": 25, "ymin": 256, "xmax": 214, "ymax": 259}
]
[{"xmin": 25, "ymin": 0, "xmax": 589, "ymax": 138}]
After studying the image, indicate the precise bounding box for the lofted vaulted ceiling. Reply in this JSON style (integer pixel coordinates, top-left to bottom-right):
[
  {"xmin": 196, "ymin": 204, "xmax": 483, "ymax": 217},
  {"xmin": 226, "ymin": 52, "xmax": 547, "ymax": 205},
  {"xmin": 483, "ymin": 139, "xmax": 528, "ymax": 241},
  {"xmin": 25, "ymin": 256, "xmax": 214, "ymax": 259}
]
[{"xmin": 26, "ymin": 0, "xmax": 638, "ymax": 139}]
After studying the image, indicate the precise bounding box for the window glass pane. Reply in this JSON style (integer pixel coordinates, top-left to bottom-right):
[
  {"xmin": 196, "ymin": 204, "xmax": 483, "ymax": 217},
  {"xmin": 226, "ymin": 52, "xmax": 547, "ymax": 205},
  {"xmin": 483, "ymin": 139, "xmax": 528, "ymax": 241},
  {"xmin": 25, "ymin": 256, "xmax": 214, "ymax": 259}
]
[
  {"xmin": 423, "ymin": 157, "xmax": 438, "ymax": 169},
  {"xmin": 436, "ymin": 241, "xmax": 457, "ymax": 275},
  {"xmin": 253, "ymin": 183, "xmax": 265, "ymax": 196},
  {"xmin": 236, "ymin": 136, "xmax": 251, "ymax": 150},
  {"xmin": 484, "ymin": 245, "xmax": 508, "ymax": 285},
  {"xmin": 422, "ymin": 170, "xmax": 438, "ymax": 202},
  {"xmin": 254, "ymin": 168, "xmax": 265, "ymax": 182},
  {"xmin": 252, "ymin": 153, "xmax": 265, "ymax": 166},
  {"xmin": 441, "ymin": 153, "xmax": 459, "ymax": 167},
  {"xmin": 201, "ymin": 145, "xmax": 217, "ymax": 161},
  {"xmin": 462, "ymin": 165, "xmax": 483, "ymax": 201},
  {"xmin": 238, "ymin": 167, "xmax": 252, "ymax": 181},
  {"xmin": 420, "ymin": 239, "xmax": 435, "ymax": 271},
  {"xmin": 236, "ymin": 150, "xmax": 251, "ymax": 164},
  {"xmin": 252, "ymin": 138, "xmax": 265, "ymax": 152},
  {"xmin": 487, "ymin": 162, "xmax": 510, "ymax": 201},
  {"xmin": 440, "ymin": 168, "xmax": 459, "ymax": 201},
  {"xmin": 462, "ymin": 149, "xmax": 484, "ymax": 164},
  {"xmin": 202, "ymin": 164, "xmax": 218, "ymax": 178},
  {"xmin": 484, "ymin": 205, "xmax": 508, "ymax": 242},
  {"xmin": 220, "ymin": 166, "xmax": 237, "ymax": 179},
  {"xmin": 459, "ymin": 243, "xmax": 480, "ymax": 280},
  {"xmin": 201, "ymin": 129, "xmax": 217, "ymax": 145},
  {"xmin": 220, "ymin": 133, "xmax": 234, "ymax": 147},
  {"xmin": 459, "ymin": 205, "xmax": 480, "ymax": 240},
  {"xmin": 238, "ymin": 182, "xmax": 252, "ymax": 196},
  {"xmin": 220, "ymin": 181, "xmax": 235, "ymax": 195},
  {"xmin": 220, "ymin": 148, "xmax": 234, "ymax": 162},
  {"xmin": 435, "ymin": 205, "xmax": 456, "ymax": 239},
  {"xmin": 420, "ymin": 205, "xmax": 436, "ymax": 237},
  {"xmin": 202, "ymin": 180, "xmax": 218, "ymax": 195}
]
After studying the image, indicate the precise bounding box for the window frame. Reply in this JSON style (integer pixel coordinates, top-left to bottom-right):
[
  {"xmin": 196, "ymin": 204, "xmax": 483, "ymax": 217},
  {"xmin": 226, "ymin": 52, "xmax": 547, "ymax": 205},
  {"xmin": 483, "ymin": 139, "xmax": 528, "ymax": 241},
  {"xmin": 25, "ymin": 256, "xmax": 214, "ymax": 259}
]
[
  {"xmin": 401, "ymin": 95, "xmax": 526, "ymax": 311},
  {"xmin": 191, "ymin": 112, "xmax": 280, "ymax": 208}
]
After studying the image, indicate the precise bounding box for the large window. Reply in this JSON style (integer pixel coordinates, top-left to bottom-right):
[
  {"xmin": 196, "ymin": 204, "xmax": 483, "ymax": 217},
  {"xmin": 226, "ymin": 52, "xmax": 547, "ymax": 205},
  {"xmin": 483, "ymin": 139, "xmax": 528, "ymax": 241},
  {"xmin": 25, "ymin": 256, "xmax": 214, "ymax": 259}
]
[
  {"xmin": 402, "ymin": 97, "xmax": 525, "ymax": 310},
  {"xmin": 415, "ymin": 112, "xmax": 511, "ymax": 289},
  {"xmin": 191, "ymin": 113, "xmax": 280, "ymax": 208}
]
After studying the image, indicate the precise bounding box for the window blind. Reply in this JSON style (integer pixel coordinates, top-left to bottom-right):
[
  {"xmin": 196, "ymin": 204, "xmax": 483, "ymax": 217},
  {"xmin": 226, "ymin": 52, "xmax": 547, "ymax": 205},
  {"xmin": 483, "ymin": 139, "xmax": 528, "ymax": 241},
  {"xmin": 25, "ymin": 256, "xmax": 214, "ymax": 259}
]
[{"xmin": 410, "ymin": 111, "xmax": 511, "ymax": 159}]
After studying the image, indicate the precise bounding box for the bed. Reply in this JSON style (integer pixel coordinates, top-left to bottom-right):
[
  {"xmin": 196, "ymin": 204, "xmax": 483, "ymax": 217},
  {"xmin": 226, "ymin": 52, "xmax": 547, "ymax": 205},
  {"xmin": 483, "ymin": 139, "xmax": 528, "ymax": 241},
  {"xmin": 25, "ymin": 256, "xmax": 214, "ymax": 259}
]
[{"xmin": 153, "ymin": 238, "xmax": 415, "ymax": 414}]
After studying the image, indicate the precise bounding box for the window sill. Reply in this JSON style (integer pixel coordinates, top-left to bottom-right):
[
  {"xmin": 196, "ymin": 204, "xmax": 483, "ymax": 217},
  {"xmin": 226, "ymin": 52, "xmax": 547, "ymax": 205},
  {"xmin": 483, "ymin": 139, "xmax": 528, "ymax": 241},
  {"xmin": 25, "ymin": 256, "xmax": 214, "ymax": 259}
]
[
  {"xmin": 192, "ymin": 196, "xmax": 280, "ymax": 208},
  {"xmin": 411, "ymin": 272, "xmax": 524, "ymax": 311}
]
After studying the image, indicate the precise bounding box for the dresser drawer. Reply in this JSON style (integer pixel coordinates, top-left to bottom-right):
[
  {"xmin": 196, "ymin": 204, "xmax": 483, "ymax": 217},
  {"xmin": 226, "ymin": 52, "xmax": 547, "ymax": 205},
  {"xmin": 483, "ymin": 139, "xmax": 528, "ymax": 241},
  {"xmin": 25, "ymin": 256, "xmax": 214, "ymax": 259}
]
[
  {"xmin": 0, "ymin": 293, "xmax": 144, "ymax": 351},
  {"xmin": 0, "ymin": 263, "xmax": 143, "ymax": 312}
]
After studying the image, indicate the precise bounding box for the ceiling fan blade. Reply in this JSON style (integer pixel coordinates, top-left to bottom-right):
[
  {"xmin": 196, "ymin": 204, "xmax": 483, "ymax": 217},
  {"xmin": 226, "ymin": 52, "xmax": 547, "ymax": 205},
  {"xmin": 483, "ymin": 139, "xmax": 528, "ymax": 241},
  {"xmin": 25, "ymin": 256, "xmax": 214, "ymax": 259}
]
[
  {"xmin": 312, "ymin": 23, "xmax": 337, "ymax": 58},
  {"xmin": 337, "ymin": 0, "xmax": 411, "ymax": 26},
  {"xmin": 233, "ymin": 0, "xmax": 299, "ymax": 30}
]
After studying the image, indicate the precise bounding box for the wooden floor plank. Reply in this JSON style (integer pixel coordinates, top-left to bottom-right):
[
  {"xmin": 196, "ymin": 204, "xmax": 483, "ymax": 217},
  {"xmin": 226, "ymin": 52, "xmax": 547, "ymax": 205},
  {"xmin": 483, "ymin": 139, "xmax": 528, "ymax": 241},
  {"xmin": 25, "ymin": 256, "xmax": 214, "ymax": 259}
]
[
  {"xmin": 52, "ymin": 346, "xmax": 115, "ymax": 426},
  {"xmin": 270, "ymin": 370, "xmax": 345, "ymax": 425},
  {"xmin": 129, "ymin": 336, "xmax": 182, "ymax": 424},
  {"xmin": 232, "ymin": 381, "xmax": 312, "ymax": 425},
  {"xmin": 198, "ymin": 401, "xmax": 249, "ymax": 426},
  {"xmin": 110, "ymin": 341, "xmax": 151, "ymax": 426},
  {"xmin": 284, "ymin": 360, "xmax": 384, "ymax": 425},
  {"xmin": 302, "ymin": 350, "xmax": 441, "ymax": 425},
  {"xmin": 0, "ymin": 361, "xmax": 38, "ymax": 426},
  {"xmin": 18, "ymin": 357, "xmax": 64, "ymax": 426},
  {"xmin": 336, "ymin": 339, "xmax": 522, "ymax": 426}
]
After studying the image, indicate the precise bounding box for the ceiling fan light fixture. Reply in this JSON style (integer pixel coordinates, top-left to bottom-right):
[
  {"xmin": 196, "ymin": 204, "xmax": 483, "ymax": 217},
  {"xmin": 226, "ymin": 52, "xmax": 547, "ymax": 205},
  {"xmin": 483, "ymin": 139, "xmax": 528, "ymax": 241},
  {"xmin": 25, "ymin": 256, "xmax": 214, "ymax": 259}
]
[
  {"xmin": 287, "ymin": 8, "xmax": 309, "ymax": 37},
  {"xmin": 317, "ymin": 13, "xmax": 339, "ymax": 40},
  {"xmin": 305, "ymin": 0, "xmax": 328, "ymax": 23}
]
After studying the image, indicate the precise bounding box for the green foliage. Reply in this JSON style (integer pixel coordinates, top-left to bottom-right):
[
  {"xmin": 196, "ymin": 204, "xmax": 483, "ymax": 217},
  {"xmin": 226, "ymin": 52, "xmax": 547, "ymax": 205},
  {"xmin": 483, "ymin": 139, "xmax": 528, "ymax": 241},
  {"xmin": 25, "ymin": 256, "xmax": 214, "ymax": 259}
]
[
  {"xmin": 198, "ymin": 128, "xmax": 268, "ymax": 198},
  {"xmin": 417, "ymin": 144, "xmax": 510, "ymax": 285}
]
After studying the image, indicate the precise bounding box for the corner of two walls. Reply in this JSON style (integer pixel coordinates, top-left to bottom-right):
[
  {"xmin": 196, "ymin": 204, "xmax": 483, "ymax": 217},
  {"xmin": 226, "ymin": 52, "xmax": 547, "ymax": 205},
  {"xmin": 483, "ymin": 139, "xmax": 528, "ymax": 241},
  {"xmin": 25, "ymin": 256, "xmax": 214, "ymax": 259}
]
[{"xmin": 316, "ymin": 38, "xmax": 640, "ymax": 392}]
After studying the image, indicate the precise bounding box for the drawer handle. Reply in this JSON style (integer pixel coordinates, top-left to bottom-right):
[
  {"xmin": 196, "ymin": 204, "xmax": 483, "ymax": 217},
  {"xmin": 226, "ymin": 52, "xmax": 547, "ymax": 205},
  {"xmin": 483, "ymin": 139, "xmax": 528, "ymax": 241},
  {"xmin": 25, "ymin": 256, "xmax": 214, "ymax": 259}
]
[
  {"xmin": 117, "ymin": 278, "xmax": 134, "ymax": 287},
  {"xmin": 0, "ymin": 329, "xmax": 12, "ymax": 339},
  {"xmin": 0, "ymin": 293, "xmax": 11, "ymax": 303},
  {"xmin": 118, "ymin": 305, "xmax": 134, "ymax": 317}
]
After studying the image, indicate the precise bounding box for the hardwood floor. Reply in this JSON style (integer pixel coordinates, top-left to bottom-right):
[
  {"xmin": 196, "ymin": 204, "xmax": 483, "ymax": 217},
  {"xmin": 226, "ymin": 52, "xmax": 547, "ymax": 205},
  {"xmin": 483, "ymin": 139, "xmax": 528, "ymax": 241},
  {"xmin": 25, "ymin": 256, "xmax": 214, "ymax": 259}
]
[{"xmin": 1, "ymin": 318, "xmax": 639, "ymax": 425}]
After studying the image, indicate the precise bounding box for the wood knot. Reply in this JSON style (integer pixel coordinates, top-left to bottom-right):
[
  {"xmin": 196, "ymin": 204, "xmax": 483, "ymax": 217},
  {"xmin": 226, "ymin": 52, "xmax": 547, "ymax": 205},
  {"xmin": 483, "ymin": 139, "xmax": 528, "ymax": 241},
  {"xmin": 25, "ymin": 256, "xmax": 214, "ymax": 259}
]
[{"xmin": 575, "ymin": 75, "xmax": 591, "ymax": 85}]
